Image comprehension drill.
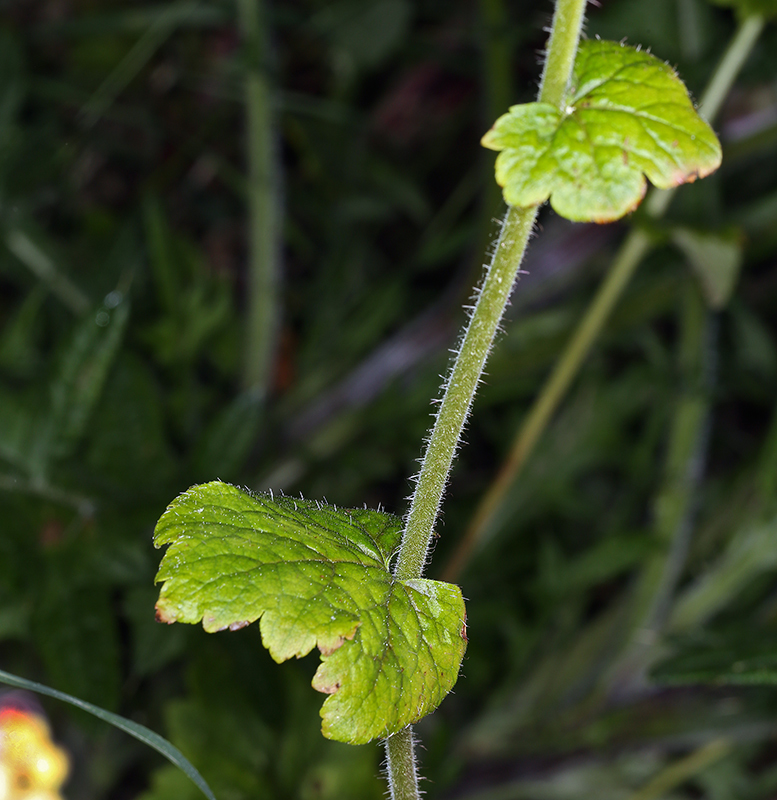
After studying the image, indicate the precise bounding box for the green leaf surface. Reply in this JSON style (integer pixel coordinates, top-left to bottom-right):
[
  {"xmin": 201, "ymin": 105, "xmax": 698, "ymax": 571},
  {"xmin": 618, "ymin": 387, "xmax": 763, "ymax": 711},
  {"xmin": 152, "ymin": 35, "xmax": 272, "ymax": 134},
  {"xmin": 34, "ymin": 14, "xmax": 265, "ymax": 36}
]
[
  {"xmin": 482, "ymin": 40, "xmax": 722, "ymax": 222},
  {"xmin": 153, "ymin": 481, "xmax": 467, "ymax": 745}
]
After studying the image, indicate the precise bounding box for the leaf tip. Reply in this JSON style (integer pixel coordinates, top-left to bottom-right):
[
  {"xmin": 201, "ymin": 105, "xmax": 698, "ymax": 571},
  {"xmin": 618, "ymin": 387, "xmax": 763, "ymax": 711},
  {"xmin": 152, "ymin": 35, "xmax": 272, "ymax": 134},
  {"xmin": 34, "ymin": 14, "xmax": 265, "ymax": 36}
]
[
  {"xmin": 480, "ymin": 128, "xmax": 499, "ymax": 151},
  {"xmin": 313, "ymin": 676, "xmax": 342, "ymax": 696},
  {"xmin": 154, "ymin": 604, "xmax": 176, "ymax": 624}
]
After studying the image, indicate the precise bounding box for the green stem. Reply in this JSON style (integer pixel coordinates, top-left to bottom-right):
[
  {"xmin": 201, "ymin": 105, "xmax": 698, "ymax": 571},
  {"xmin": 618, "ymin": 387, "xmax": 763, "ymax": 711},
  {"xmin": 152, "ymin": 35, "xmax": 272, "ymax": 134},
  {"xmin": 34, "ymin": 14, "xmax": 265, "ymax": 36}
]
[
  {"xmin": 606, "ymin": 280, "xmax": 713, "ymax": 690},
  {"xmin": 395, "ymin": 0, "xmax": 587, "ymax": 584},
  {"xmin": 388, "ymin": 2, "xmax": 587, "ymax": 796},
  {"xmin": 239, "ymin": 0, "xmax": 281, "ymax": 395},
  {"xmin": 627, "ymin": 739, "xmax": 731, "ymax": 800},
  {"xmin": 394, "ymin": 204, "xmax": 538, "ymax": 581},
  {"xmin": 79, "ymin": 3, "xmax": 182, "ymax": 128},
  {"xmin": 384, "ymin": 728, "xmax": 420, "ymax": 800},
  {"xmin": 0, "ymin": 473, "xmax": 94, "ymax": 516},
  {"xmin": 441, "ymin": 15, "xmax": 765, "ymax": 582},
  {"xmin": 537, "ymin": 0, "xmax": 587, "ymax": 107},
  {"xmin": 696, "ymin": 14, "xmax": 765, "ymax": 121}
]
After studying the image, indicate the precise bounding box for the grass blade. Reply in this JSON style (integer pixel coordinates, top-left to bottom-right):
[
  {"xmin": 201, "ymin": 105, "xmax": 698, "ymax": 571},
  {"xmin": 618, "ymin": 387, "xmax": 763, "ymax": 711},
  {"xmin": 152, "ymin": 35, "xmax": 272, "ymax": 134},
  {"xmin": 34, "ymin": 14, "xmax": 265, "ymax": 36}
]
[{"xmin": 0, "ymin": 668, "xmax": 217, "ymax": 800}]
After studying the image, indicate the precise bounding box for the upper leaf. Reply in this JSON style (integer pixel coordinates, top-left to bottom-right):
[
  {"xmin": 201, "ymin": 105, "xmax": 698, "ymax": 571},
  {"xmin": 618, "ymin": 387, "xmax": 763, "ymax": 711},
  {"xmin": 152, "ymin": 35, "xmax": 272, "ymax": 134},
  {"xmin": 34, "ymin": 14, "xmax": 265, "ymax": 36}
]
[
  {"xmin": 482, "ymin": 40, "xmax": 722, "ymax": 223},
  {"xmin": 153, "ymin": 481, "xmax": 467, "ymax": 745}
]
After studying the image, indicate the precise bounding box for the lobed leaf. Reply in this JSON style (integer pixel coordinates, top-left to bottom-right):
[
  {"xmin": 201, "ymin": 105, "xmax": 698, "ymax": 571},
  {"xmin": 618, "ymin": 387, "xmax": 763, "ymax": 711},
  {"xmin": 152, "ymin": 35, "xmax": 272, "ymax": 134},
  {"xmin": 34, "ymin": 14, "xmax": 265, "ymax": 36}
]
[
  {"xmin": 482, "ymin": 40, "xmax": 722, "ymax": 223},
  {"xmin": 153, "ymin": 481, "xmax": 467, "ymax": 745}
]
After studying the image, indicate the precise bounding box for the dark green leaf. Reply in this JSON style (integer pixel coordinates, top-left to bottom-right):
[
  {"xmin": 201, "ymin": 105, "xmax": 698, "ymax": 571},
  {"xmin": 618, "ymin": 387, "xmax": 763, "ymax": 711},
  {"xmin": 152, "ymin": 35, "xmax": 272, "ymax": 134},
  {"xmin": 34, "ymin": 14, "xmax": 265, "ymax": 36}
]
[
  {"xmin": 32, "ymin": 570, "xmax": 121, "ymax": 712},
  {"xmin": 45, "ymin": 293, "xmax": 130, "ymax": 465},
  {"xmin": 81, "ymin": 354, "xmax": 176, "ymax": 496},
  {"xmin": 191, "ymin": 389, "xmax": 262, "ymax": 481}
]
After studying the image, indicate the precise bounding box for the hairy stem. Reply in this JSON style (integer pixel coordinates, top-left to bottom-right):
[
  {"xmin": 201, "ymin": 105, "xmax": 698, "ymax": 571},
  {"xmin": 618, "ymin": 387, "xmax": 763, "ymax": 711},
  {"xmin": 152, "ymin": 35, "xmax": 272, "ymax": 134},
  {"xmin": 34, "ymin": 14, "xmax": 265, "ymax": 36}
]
[
  {"xmin": 384, "ymin": 728, "xmax": 420, "ymax": 800},
  {"xmin": 239, "ymin": 0, "xmax": 281, "ymax": 395},
  {"xmin": 537, "ymin": 0, "xmax": 587, "ymax": 107},
  {"xmin": 442, "ymin": 14, "xmax": 765, "ymax": 582},
  {"xmin": 395, "ymin": 0, "xmax": 588, "ymax": 583},
  {"xmin": 387, "ymin": 1, "xmax": 587, "ymax": 797},
  {"xmin": 394, "ymin": 204, "xmax": 538, "ymax": 581}
]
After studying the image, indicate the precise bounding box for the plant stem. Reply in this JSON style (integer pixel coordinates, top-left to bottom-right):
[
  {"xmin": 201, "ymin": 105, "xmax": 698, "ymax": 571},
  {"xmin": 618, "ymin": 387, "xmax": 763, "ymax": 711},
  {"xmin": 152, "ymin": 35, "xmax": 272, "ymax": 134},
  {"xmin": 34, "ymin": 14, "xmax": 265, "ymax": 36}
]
[
  {"xmin": 387, "ymin": 2, "xmax": 587, "ymax": 797},
  {"xmin": 394, "ymin": 204, "xmax": 538, "ymax": 581},
  {"xmin": 79, "ymin": 3, "xmax": 183, "ymax": 128},
  {"xmin": 239, "ymin": 0, "xmax": 281, "ymax": 395},
  {"xmin": 442, "ymin": 14, "xmax": 765, "ymax": 582},
  {"xmin": 696, "ymin": 14, "xmax": 764, "ymax": 121},
  {"xmin": 384, "ymin": 728, "xmax": 420, "ymax": 800},
  {"xmin": 627, "ymin": 739, "xmax": 731, "ymax": 800},
  {"xmin": 395, "ymin": 0, "xmax": 588, "ymax": 584},
  {"xmin": 606, "ymin": 280, "xmax": 713, "ymax": 691},
  {"xmin": 537, "ymin": 0, "xmax": 587, "ymax": 107},
  {"xmin": 0, "ymin": 473, "xmax": 94, "ymax": 517}
]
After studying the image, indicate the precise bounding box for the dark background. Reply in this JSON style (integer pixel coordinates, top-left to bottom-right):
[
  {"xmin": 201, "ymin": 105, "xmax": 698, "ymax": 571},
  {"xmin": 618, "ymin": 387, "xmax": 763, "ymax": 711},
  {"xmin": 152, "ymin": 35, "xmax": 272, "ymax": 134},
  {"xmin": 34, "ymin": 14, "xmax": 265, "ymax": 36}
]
[{"xmin": 2, "ymin": 0, "xmax": 777, "ymax": 797}]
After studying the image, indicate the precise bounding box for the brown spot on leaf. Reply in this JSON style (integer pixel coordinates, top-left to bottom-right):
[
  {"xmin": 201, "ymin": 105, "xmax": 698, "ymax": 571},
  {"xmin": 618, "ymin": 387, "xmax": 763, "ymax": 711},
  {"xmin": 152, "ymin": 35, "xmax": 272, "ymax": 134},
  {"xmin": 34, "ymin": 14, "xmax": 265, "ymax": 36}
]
[
  {"xmin": 318, "ymin": 626, "xmax": 358, "ymax": 657},
  {"xmin": 229, "ymin": 621, "xmax": 250, "ymax": 631},
  {"xmin": 587, "ymin": 179, "xmax": 647, "ymax": 224},
  {"xmin": 154, "ymin": 605, "xmax": 175, "ymax": 624},
  {"xmin": 314, "ymin": 678, "xmax": 342, "ymax": 695},
  {"xmin": 673, "ymin": 168, "xmax": 699, "ymax": 186}
]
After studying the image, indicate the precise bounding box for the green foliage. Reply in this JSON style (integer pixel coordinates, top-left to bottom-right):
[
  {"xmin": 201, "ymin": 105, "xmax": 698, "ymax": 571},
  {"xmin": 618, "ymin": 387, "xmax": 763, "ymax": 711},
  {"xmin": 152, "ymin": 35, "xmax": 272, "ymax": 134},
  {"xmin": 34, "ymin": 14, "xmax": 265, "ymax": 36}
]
[
  {"xmin": 0, "ymin": 667, "xmax": 216, "ymax": 800},
  {"xmin": 670, "ymin": 226, "xmax": 743, "ymax": 309},
  {"xmin": 653, "ymin": 628, "xmax": 777, "ymax": 685},
  {"xmin": 154, "ymin": 481, "xmax": 467, "ymax": 744},
  {"xmin": 1, "ymin": 0, "xmax": 777, "ymax": 797},
  {"xmin": 482, "ymin": 40, "xmax": 721, "ymax": 222},
  {"xmin": 709, "ymin": 0, "xmax": 777, "ymax": 19}
]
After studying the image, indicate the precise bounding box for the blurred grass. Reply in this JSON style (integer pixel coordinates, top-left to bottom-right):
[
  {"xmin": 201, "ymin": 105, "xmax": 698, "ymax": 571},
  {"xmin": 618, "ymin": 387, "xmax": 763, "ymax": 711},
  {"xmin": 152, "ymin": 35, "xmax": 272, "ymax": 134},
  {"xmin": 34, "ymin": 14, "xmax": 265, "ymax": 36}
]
[{"xmin": 1, "ymin": 0, "xmax": 777, "ymax": 798}]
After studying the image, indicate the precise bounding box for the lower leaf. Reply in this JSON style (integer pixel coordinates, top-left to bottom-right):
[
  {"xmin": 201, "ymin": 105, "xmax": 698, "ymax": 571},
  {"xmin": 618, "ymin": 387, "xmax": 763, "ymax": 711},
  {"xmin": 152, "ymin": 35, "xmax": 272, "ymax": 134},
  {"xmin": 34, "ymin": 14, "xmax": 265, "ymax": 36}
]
[{"xmin": 153, "ymin": 481, "xmax": 467, "ymax": 744}]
